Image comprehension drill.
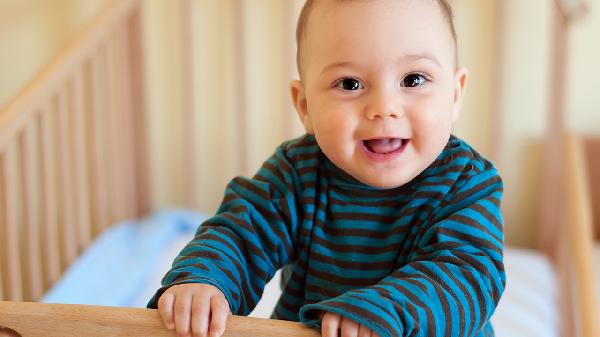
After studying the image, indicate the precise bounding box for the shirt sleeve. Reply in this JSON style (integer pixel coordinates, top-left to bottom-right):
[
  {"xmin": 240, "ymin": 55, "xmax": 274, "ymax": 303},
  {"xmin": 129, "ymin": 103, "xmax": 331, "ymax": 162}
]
[
  {"xmin": 147, "ymin": 147, "xmax": 300, "ymax": 314},
  {"xmin": 298, "ymin": 168, "xmax": 505, "ymax": 337}
]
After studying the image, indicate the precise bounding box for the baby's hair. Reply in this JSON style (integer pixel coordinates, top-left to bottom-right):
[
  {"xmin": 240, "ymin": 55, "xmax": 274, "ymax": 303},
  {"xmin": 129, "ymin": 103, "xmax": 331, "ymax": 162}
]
[{"xmin": 295, "ymin": 0, "xmax": 458, "ymax": 79}]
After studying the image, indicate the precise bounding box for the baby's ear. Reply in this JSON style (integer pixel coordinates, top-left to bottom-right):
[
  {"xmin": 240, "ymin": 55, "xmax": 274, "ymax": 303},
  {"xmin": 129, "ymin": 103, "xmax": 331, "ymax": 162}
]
[
  {"xmin": 290, "ymin": 80, "xmax": 314, "ymax": 134},
  {"xmin": 452, "ymin": 67, "xmax": 469, "ymax": 122}
]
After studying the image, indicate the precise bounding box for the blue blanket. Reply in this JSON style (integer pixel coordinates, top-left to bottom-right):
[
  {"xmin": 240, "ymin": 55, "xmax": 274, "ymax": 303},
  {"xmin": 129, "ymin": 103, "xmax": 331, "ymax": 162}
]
[{"xmin": 41, "ymin": 210, "xmax": 206, "ymax": 307}]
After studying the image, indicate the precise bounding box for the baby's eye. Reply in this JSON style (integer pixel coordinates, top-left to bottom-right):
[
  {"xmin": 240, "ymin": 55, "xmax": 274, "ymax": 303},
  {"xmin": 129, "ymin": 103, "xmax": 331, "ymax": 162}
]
[
  {"xmin": 334, "ymin": 78, "xmax": 363, "ymax": 91},
  {"xmin": 401, "ymin": 74, "xmax": 428, "ymax": 88}
]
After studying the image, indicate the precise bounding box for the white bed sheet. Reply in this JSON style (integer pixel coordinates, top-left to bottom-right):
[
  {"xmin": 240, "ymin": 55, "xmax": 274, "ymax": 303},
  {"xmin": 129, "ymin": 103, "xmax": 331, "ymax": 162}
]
[
  {"xmin": 491, "ymin": 247, "xmax": 559, "ymax": 337},
  {"xmin": 42, "ymin": 214, "xmax": 559, "ymax": 334}
]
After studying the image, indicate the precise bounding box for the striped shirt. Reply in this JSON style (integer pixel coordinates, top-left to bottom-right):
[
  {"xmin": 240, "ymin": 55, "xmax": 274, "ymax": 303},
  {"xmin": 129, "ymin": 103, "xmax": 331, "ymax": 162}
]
[{"xmin": 148, "ymin": 134, "xmax": 505, "ymax": 337}]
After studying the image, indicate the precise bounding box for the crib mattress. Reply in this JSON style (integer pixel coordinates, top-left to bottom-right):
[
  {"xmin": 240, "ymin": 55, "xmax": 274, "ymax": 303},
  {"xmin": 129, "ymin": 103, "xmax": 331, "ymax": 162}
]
[{"xmin": 42, "ymin": 214, "xmax": 559, "ymax": 336}]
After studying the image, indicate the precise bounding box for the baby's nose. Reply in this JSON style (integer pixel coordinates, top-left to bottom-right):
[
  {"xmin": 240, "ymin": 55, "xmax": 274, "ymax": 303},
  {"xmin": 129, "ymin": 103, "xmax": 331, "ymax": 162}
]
[{"xmin": 364, "ymin": 92, "xmax": 403, "ymax": 120}]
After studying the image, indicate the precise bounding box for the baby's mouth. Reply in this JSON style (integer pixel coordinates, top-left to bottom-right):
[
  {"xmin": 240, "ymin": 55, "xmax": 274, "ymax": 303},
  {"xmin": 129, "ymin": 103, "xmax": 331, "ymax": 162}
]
[{"xmin": 363, "ymin": 138, "xmax": 407, "ymax": 154}]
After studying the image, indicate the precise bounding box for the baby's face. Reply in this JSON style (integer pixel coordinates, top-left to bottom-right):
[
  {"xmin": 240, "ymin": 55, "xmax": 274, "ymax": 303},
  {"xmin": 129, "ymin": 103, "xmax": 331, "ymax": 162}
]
[{"xmin": 292, "ymin": 0, "xmax": 467, "ymax": 189}]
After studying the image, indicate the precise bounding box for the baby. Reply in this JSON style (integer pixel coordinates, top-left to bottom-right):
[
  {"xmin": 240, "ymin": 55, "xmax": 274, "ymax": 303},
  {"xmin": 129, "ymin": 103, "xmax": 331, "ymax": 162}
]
[{"xmin": 148, "ymin": 1, "xmax": 505, "ymax": 337}]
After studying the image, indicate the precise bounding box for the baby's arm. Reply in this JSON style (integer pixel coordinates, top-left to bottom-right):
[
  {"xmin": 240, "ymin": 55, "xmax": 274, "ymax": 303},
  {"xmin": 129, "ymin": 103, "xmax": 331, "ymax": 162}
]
[
  {"xmin": 301, "ymin": 169, "xmax": 505, "ymax": 337},
  {"xmin": 157, "ymin": 283, "xmax": 229, "ymax": 337},
  {"xmin": 147, "ymin": 148, "xmax": 299, "ymax": 334}
]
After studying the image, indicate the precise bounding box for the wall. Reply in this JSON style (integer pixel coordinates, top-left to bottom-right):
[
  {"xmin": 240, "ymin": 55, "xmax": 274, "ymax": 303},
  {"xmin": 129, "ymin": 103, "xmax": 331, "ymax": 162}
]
[
  {"xmin": 567, "ymin": 0, "xmax": 600, "ymax": 134},
  {"xmin": 451, "ymin": 0, "xmax": 500, "ymax": 160},
  {"xmin": 0, "ymin": 0, "xmax": 107, "ymax": 108},
  {"xmin": 142, "ymin": 0, "xmax": 304, "ymax": 212},
  {"xmin": 496, "ymin": 0, "xmax": 554, "ymax": 247}
]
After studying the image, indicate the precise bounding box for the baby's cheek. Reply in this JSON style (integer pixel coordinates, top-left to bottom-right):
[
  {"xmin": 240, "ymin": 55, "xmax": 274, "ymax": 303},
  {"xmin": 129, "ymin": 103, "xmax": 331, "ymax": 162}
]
[{"xmin": 413, "ymin": 108, "xmax": 453, "ymax": 135}]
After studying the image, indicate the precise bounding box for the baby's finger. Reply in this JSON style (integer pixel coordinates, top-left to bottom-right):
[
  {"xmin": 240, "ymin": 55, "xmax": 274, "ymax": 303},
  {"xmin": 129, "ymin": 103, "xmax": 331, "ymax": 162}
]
[
  {"xmin": 208, "ymin": 295, "xmax": 230, "ymax": 337},
  {"xmin": 174, "ymin": 293, "xmax": 192, "ymax": 337},
  {"xmin": 321, "ymin": 313, "xmax": 341, "ymax": 337},
  {"xmin": 157, "ymin": 292, "xmax": 175, "ymax": 330},
  {"xmin": 340, "ymin": 315, "xmax": 359, "ymax": 337},
  {"xmin": 191, "ymin": 294, "xmax": 210, "ymax": 337},
  {"xmin": 357, "ymin": 323, "xmax": 372, "ymax": 337}
]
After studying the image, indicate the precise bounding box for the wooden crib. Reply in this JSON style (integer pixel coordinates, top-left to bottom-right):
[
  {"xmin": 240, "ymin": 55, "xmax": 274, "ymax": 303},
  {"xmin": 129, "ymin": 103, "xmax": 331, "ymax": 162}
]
[
  {"xmin": 0, "ymin": 0, "xmax": 150, "ymax": 304},
  {"xmin": 0, "ymin": 0, "xmax": 597, "ymax": 336}
]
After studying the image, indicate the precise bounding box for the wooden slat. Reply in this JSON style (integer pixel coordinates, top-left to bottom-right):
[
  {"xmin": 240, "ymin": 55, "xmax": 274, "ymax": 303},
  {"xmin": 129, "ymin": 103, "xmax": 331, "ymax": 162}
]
[
  {"xmin": 565, "ymin": 134, "xmax": 600, "ymax": 337},
  {"xmin": 540, "ymin": 1, "xmax": 568, "ymax": 257},
  {"xmin": 90, "ymin": 47, "xmax": 110, "ymax": 234},
  {"xmin": 283, "ymin": 0, "xmax": 300, "ymax": 141},
  {"xmin": 233, "ymin": 1, "xmax": 249, "ymax": 176},
  {"xmin": 3, "ymin": 143, "xmax": 23, "ymax": 301},
  {"xmin": 106, "ymin": 29, "xmax": 126, "ymax": 224},
  {"xmin": 39, "ymin": 103, "xmax": 61, "ymax": 287},
  {"xmin": 72, "ymin": 70, "xmax": 92, "ymax": 250},
  {"xmin": 117, "ymin": 22, "xmax": 136, "ymax": 219},
  {"xmin": 127, "ymin": 3, "xmax": 151, "ymax": 217},
  {"xmin": 583, "ymin": 137, "xmax": 600, "ymax": 239},
  {"xmin": 56, "ymin": 88, "xmax": 78, "ymax": 267},
  {"xmin": 20, "ymin": 120, "xmax": 43, "ymax": 300},
  {"xmin": 0, "ymin": 153, "xmax": 6, "ymax": 300},
  {"xmin": 0, "ymin": 302, "xmax": 321, "ymax": 337},
  {"xmin": 181, "ymin": 0, "xmax": 198, "ymax": 208},
  {"xmin": 489, "ymin": 0, "xmax": 507, "ymax": 166}
]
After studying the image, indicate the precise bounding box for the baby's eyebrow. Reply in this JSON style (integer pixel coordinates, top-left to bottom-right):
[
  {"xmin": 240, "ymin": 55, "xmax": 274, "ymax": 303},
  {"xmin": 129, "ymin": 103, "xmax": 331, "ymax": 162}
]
[
  {"xmin": 320, "ymin": 53, "xmax": 442, "ymax": 76},
  {"xmin": 320, "ymin": 61, "xmax": 355, "ymax": 75},
  {"xmin": 401, "ymin": 53, "xmax": 442, "ymax": 68}
]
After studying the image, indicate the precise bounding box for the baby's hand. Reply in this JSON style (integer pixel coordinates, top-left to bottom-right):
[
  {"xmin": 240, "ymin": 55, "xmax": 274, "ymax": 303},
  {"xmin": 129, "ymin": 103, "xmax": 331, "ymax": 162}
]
[
  {"xmin": 321, "ymin": 311, "xmax": 381, "ymax": 337},
  {"xmin": 157, "ymin": 283, "xmax": 230, "ymax": 337}
]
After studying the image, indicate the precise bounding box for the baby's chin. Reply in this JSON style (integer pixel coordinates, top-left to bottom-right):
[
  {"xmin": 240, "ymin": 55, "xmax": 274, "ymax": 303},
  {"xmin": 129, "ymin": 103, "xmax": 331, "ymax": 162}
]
[{"xmin": 352, "ymin": 171, "xmax": 419, "ymax": 190}]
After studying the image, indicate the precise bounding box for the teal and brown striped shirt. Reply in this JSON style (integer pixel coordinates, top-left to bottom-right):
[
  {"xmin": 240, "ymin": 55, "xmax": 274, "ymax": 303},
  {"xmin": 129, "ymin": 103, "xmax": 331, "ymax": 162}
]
[{"xmin": 148, "ymin": 134, "xmax": 505, "ymax": 337}]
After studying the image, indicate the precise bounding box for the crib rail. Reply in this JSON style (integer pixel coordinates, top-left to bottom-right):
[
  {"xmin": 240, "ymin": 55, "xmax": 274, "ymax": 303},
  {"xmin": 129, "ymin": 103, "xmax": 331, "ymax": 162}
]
[
  {"xmin": 0, "ymin": 0, "xmax": 149, "ymax": 302},
  {"xmin": 0, "ymin": 301, "xmax": 320, "ymax": 337},
  {"xmin": 560, "ymin": 133, "xmax": 600, "ymax": 337}
]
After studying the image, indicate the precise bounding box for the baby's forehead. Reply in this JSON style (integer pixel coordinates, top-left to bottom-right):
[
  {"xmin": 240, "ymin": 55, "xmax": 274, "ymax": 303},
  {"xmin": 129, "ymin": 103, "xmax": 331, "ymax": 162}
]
[
  {"xmin": 299, "ymin": 0, "xmax": 457, "ymax": 75},
  {"xmin": 309, "ymin": 3, "xmax": 453, "ymax": 52},
  {"xmin": 308, "ymin": 0, "xmax": 452, "ymax": 38}
]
